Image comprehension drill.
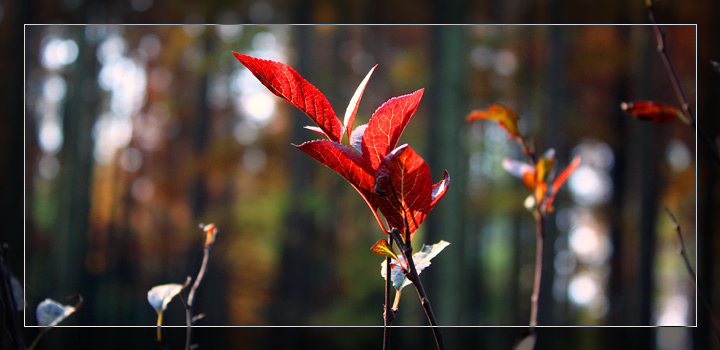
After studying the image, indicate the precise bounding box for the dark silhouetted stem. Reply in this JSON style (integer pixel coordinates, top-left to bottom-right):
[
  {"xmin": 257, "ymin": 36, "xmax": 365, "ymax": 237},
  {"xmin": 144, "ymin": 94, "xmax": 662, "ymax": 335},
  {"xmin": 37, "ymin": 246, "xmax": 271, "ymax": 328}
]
[
  {"xmin": 391, "ymin": 232, "xmax": 443, "ymax": 350},
  {"xmin": 28, "ymin": 328, "xmax": 49, "ymax": 350},
  {"xmin": 383, "ymin": 235, "xmax": 393, "ymax": 350},
  {"xmin": 185, "ymin": 241, "xmax": 214, "ymax": 350},
  {"xmin": 383, "ymin": 255, "xmax": 392, "ymax": 350},
  {"xmin": 404, "ymin": 257, "xmax": 445, "ymax": 350},
  {"xmin": 0, "ymin": 244, "xmax": 25, "ymax": 350},
  {"xmin": 389, "ymin": 228, "xmax": 444, "ymax": 350},
  {"xmin": 665, "ymin": 209, "xmax": 720, "ymax": 345},
  {"xmin": 385, "ymin": 185, "xmax": 444, "ymax": 350},
  {"xmin": 648, "ymin": 5, "xmax": 720, "ymax": 165}
]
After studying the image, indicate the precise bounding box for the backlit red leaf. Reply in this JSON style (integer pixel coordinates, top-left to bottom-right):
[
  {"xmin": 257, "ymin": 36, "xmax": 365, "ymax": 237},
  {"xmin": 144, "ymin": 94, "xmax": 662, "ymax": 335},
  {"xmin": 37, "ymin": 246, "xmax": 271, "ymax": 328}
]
[
  {"xmin": 362, "ymin": 89, "xmax": 424, "ymax": 169},
  {"xmin": 233, "ymin": 52, "xmax": 344, "ymax": 142},
  {"xmin": 344, "ymin": 65, "xmax": 376, "ymax": 142},
  {"xmin": 429, "ymin": 170, "xmax": 450, "ymax": 210},
  {"xmin": 546, "ymin": 156, "xmax": 581, "ymax": 212},
  {"xmin": 375, "ymin": 144, "xmax": 432, "ymax": 241},
  {"xmin": 551, "ymin": 156, "xmax": 581, "ymax": 195},
  {"xmin": 621, "ymin": 101, "xmax": 686, "ymax": 124},
  {"xmin": 294, "ymin": 140, "xmax": 378, "ymax": 214},
  {"xmin": 429, "ymin": 170, "xmax": 450, "ymax": 209},
  {"xmin": 466, "ymin": 104, "xmax": 521, "ymax": 138}
]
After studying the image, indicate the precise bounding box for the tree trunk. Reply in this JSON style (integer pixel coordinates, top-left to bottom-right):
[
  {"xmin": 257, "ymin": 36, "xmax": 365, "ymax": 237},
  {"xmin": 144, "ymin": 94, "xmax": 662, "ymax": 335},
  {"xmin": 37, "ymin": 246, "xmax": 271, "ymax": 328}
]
[{"xmin": 426, "ymin": 23, "xmax": 468, "ymax": 331}]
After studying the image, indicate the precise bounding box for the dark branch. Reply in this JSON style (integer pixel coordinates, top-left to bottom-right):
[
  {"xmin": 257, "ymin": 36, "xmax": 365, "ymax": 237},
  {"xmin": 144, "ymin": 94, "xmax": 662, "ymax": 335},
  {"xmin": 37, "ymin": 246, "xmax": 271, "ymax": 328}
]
[
  {"xmin": 647, "ymin": 3, "xmax": 720, "ymax": 165},
  {"xmin": 664, "ymin": 208, "xmax": 720, "ymax": 344}
]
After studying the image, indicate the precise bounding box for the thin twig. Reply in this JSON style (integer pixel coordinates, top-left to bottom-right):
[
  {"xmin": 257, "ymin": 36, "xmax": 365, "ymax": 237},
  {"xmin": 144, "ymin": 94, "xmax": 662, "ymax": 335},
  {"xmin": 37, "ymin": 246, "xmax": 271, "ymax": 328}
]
[
  {"xmin": 0, "ymin": 244, "xmax": 25, "ymax": 350},
  {"xmin": 383, "ymin": 235, "xmax": 393, "ymax": 350},
  {"xmin": 664, "ymin": 208, "xmax": 720, "ymax": 345},
  {"xmin": 647, "ymin": 3, "xmax": 720, "ymax": 165},
  {"xmin": 529, "ymin": 212, "xmax": 545, "ymax": 329},
  {"xmin": 403, "ymin": 254, "xmax": 445, "ymax": 350},
  {"xmin": 394, "ymin": 226, "xmax": 444, "ymax": 350},
  {"xmin": 519, "ymin": 139, "xmax": 545, "ymax": 330},
  {"xmin": 27, "ymin": 328, "xmax": 49, "ymax": 350},
  {"xmin": 184, "ymin": 226, "xmax": 216, "ymax": 350},
  {"xmin": 664, "ymin": 208, "xmax": 695, "ymax": 282}
]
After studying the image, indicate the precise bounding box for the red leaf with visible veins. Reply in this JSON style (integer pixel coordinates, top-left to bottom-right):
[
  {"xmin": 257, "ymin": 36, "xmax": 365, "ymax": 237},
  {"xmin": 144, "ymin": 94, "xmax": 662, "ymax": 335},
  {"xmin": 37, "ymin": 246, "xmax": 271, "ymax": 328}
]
[
  {"xmin": 375, "ymin": 144, "xmax": 433, "ymax": 241},
  {"xmin": 294, "ymin": 139, "xmax": 380, "ymax": 220},
  {"xmin": 621, "ymin": 101, "xmax": 686, "ymax": 124},
  {"xmin": 233, "ymin": 52, "xmax": 344, "ymax": 142},
  {"xmin": 362, "ymin": 89, "xmax": 424, "ymax": 169}
]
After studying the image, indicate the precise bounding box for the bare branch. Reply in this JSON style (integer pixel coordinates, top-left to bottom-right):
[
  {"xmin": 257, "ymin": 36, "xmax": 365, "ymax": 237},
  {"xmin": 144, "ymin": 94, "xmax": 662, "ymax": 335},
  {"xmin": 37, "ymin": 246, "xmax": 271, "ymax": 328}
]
[
  {"xmin": 664, "ymin": 208, "xmax": 720, "ymax": 344},
  {"xmin": 647, "ymin": 3, "xmax": 720, "ymax": 165}
]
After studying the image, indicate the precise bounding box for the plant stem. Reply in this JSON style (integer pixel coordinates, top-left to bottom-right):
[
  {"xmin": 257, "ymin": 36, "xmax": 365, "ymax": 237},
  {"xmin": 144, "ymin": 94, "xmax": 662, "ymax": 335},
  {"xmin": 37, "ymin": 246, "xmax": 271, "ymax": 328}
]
[
  {"xmin": 647, "ymin": 5, "xmax": 720, "ymax": 165},
  {"xmin": 383, "ymin": 256, "xmax": 392, "ymax": 350},
  {"xmin": 27, "ymin": 328, "xmax": 48, "ymax": 350},
  {"xmin": 665, "ymin": 209, "xmax": 720, "ymax": 345},
  {"xmin": 0, "ymin": 244, "xmax": 25, "ymax": 350},
  {"xmin": 393, "ymin": 239, "xmax": 444, "ymax": 350},
  {"xmin": 384, "ymin": 186, "xmax": 444, "ymax": 350},
  {"xmin": 529, "ymin": 212, "xmax": 545, "ymax": 329},
  {"xmin": 185, "ymin": 242, "xmax": 214, "ymax": 350},
  {"xmin": 156, "ymin": 312, "xmax": 164, "ymax": 342},
  {"xmin": 383, "ymin": 234, "xmax": 394, "ymax": 350}
]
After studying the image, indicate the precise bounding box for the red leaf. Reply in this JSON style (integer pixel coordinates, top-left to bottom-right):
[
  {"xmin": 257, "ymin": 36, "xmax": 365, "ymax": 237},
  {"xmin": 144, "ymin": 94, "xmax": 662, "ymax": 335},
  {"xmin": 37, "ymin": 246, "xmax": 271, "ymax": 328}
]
[
  {"xmin": 233, "ymin": 52, "xmax": 344, "ymax": 142},
  {"xmin": 551, "ymin": 156, "xmax": 581, "ymax": 195},
  {"xmin": 362, "ymin": 89, "xmax": 424, "ymax": 169},
  {"xmin": 466, "ymin": 104, "xmax": 521, "ymax": 138},
  {"xmin": 546, "ymin": 156, "xmax": 581, "ymax": 211},
  {"xmin": 429, "ymin": 170, "xmax": 450, "ymax": 209},
  {"xmin": 294, "ymin": 140, "xmax": 381, "ymax": 224},
  {"xmin": 344, "ymin": 65, "xmax": 376, "ymax": 142},
  {"xmin": 375, "ymin": 144, "xmax": 433, "ymax": 241},
  {"xmin": 621, "ymin": 101, "xmax": 684, "ymax": 124}
]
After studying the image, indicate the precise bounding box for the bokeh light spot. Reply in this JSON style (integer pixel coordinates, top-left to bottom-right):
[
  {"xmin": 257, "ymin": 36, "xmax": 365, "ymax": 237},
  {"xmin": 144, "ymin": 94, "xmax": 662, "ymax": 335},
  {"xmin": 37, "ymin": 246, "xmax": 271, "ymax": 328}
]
[
  {"xmin": 39, "ymin": 118, "xmax": 63, "ymax": 155},
  {"xmin": 666, "ymin": 139, "xmax": 691, "ymax": 172},
  {"xmin": 569, "ymin": 273, "xmax": 598, "ymax": 305},
  {"xmin": 569, "ymin": 166, "xmax": 611, "ymax": 206},
  {"xmin": 42, "ymin": 38, "xmax": 78, "ymax": 70}
]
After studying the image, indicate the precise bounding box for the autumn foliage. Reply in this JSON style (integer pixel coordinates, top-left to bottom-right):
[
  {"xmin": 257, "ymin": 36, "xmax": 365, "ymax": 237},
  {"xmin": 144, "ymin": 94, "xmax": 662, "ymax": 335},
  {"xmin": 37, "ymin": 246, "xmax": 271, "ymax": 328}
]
[
  {"xmin": 233, "ymin": 52, "xmax": 449, "ymax": 244},
  {"xmin": 620, "ymin": 101, "xmax": 689, "ymax": 124},
  {"xmin": 467, "ymin": 104, "xmax": 580, "ymax": 214}
]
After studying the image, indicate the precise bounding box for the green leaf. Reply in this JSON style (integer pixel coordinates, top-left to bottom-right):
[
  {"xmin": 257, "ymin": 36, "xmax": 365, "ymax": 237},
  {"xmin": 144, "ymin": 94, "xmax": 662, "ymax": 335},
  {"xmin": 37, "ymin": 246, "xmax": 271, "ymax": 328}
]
[
  {"xmin": 371, "ymin": 238, "xmax": 399, "ymax": 261},
  {"xmin": 380, "ymin": 240, "xmax": 450, "ymax": 291}
]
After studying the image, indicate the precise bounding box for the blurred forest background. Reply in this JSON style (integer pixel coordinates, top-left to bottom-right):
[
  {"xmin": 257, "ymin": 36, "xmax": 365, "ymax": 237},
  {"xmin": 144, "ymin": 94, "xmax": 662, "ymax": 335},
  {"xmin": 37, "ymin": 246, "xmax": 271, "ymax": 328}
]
[{"xmin": 3, "ymin": 0, "xmax": 718, "ymax": 349}]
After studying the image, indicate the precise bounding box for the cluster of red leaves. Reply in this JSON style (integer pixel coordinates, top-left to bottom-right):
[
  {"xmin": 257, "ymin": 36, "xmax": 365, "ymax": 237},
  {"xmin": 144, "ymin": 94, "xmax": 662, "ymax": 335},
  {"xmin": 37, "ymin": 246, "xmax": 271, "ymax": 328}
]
[
  {"xmin": 503, "ymin": 150, "xmax": 580, "ymax": 212},
  {"xmin": 233, "ymin": 53, "xmax": 449, "ymax": 243},
  {"xmin": 467, "ymin": 104, "xmax": 580, "ymax": 213}
]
